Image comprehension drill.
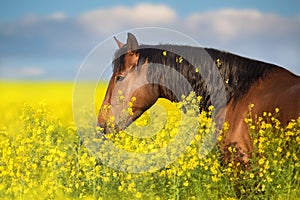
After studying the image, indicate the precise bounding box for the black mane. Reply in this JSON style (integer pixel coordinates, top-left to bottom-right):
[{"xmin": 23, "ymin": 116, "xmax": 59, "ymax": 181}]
[
  {"xmin": 113, "ymin": 45, "xmax": 128, "ymax": 74},
  {"xmin": 205, "ymin": 48, "xmax": 276, "ymax": 101},
  {"xmin": 113, "ymin": 44, "xmax": 277, "ymax": 110}
]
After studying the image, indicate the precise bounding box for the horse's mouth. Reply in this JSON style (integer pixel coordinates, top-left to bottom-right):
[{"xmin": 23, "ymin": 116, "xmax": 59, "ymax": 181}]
[
  {"xmin": 97, "ymin": 109, "xmax": 144, "ymax": 135},
  {"xmin": 97, "ymin": 121, "xmax": 122, "ymax": 136}
]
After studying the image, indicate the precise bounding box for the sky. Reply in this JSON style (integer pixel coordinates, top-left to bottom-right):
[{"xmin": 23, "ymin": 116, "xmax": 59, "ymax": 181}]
[{"xmin": 0, "ymin": 0, "xmax": 300, "ymax": 80}]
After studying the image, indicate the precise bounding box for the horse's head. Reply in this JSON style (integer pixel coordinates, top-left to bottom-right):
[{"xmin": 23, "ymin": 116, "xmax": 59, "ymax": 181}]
[{"xmin": 98, "ymin": 33, "xmax": 160, "ymax": 134}]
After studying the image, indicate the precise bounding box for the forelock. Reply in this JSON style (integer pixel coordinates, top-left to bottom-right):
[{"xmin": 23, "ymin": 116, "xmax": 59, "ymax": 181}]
[{"xmin": 112, "ymin": 45, "xmax": 127, "ymax": 73}]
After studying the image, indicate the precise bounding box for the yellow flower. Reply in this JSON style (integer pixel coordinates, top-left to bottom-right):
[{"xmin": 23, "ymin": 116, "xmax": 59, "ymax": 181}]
[
  {"xmin": 258, "ymin": 158, "xmax": 265, "ymax": 165},
  {"xmin": 178, "ymin": 56, "xmax": 183, "ymax": 63},
  {"xmin": 216, "ymin": 58, "xmax": 222, "ymax": 67},
  {"xmin": 217, "ymin": 135, "xmax": 223, "ymax": 142},
  {"xmin": 119, "ymin": 95, "xmax": 125, "ymax": 101},
  {"xmin": 277, "ymin": 146, "xmax": 282, "ymax": 153},
  {"xmin": 267, "ymin": 176, "xmax": 273, "ymax": 183},
  {"xmin": 293, "ymin": 153, "xmax": 298, "ymax": 161},
  {"xmin": 131, "ymin": 96, "xmax": 136, "ymax": 102},
  {"xmin": 183, "ymin": 181, "xmax": 189, "ymax": 187},
  {"xmin": 128, "ymin": 101, "xmax": 133, "ymax": 108},
  {"xmin": 212, "ymin": 175, "xmax": 220, "ymax": 182},
  {"xmin": 210, "ymin": 167, "xmax": 218, "ymax": 175},
  {"xmin": 128, "ymin": 107, "xmax": 133, "ymax": 116},
  {"xmin": 135, "ymin": 192, "xmax": 142, "ymax": 198},
  {"xmin": 263, "ymin": 112, "xmax": 267, "ymax": 117},
  {"xmin": 197, "ymin": 95, "xmax": 202, "ymax": 103}
]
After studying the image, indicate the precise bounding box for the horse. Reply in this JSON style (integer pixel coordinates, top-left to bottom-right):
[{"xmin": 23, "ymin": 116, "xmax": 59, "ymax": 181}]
[{"xmin": 98, "ymin": 33, "xmax": 300, "ymax": 163}]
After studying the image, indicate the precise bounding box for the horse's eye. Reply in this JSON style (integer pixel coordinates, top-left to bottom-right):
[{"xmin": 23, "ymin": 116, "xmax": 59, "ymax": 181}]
[{"xmin": 116, "ymin": 75, "xmax": 125, "ymax": 82}]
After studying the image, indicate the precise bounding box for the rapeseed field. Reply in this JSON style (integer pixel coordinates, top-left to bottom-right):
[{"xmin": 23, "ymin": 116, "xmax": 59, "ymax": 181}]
[{"xmin": 0, "ymin": 81, "xmax": 299, "ymax": 199}]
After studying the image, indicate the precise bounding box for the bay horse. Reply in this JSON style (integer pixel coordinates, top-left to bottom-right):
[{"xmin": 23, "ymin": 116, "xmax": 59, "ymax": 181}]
[{"xmin": 98, "ymin": 33, "xmax": 300, "ymax": 163}]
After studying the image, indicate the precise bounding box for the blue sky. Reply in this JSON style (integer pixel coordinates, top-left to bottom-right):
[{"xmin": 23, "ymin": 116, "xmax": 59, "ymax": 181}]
[
  {"xmin": 0, "ymin": 0, "xmax": 300, "ymax": 80},
  {"xmin": 1, "ymin": 0, "xmax": 300, "ymax": 20}
]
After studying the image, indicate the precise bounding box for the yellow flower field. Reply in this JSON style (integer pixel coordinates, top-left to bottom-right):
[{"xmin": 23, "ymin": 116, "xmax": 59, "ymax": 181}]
[{"xmin": 0, "ymin": 81, "xmax": 299, "ymax": 199}]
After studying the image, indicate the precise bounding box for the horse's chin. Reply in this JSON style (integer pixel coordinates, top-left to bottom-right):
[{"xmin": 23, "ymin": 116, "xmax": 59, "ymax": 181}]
[{"xmin": 97, "ymin": 110, "xmax": 145, "ymax": 135}]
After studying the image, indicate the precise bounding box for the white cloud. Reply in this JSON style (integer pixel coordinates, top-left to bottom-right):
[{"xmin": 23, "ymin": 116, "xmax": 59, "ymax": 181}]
[
  {"xmin": 19, "ymin": 67, "xmax": 45, "ymax": 76},
  {"xmin": 185, "ymin": 9, "xmax": 300, "ymax": 43},
  {"xmin": 47, "ymin": 12, "xmax": 68, "ymax": 21},
  {"xmin": 0, "ymin": 67, "xmax": 46, "ymax": 79},
  {"xmin": 77, "ymin": 3, "xmax": 177, "ymax": 34},
  {"xmin": 74, "ymin": 5, "xmax": 300, "ymax": 47}
]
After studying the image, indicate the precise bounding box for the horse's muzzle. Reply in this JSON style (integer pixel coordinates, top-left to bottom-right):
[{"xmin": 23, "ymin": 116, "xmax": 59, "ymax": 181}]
[{"xmin": 97, "ymin": 122, "xmax": 120, "ymax": 135}]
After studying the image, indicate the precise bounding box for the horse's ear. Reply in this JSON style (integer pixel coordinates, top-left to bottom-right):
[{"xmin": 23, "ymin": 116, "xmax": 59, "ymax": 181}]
[
  {"xmin": 113, "ymin": 36, "xmax": 124, "ymax": 48},
  {"xmin": 127, "ymin": 33, "xmax": 138, "ymax": 51}
]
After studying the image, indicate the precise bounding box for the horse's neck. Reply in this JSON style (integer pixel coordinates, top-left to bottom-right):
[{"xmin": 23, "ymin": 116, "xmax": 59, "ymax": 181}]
[
  {"xmin": 206, "ymin": 48, "xmax": 277, "ymax": 103},
  {"xmin": 157, "ymin": 47, "xmax": 277, "ymax": 110}
]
